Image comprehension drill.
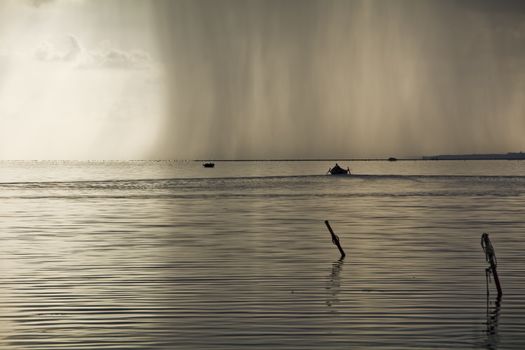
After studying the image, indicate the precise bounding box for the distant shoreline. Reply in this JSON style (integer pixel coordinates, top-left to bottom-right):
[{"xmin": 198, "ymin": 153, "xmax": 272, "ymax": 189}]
[
  {"xmin": 422, "ymin": 152, "xmax": 525, "ymax": 160},
  {"xmin": 194, "ymin": 158, "xmax": 413, "ymax": 162},
  {"xmin": 196, "ymin": 153, "xmax": 525, "ymax": 162},
  {"xmin": 1, "ymin": 156, "xmax": 523, "ymax": 162}
]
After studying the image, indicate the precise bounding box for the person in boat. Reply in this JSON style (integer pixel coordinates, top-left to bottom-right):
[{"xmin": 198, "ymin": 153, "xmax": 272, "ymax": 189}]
[
  {"xmin": 328, "ymin": 163, "xmax": 351, "ymax": 175},
  {"xmin": 329, "ymin": 163, "xmax": 346, "ymax": 174}
]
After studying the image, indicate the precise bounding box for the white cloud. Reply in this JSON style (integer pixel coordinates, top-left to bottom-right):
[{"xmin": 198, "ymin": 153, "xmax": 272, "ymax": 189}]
[
  {"xmin": 27, "ymin": 0, "xmax": 54, "ymax": 7},
  {"xmin": 80, "ymin": 48, "xmax": 152, "ymax": 70},
  {"xmin": 33, "ymin": 35, "xmax": 152, "ymax": 70},
  {"xmin": 26, "ymin": 0, "xmax": 83, "ymax": 7},
  {"xmin": 34, "ymin": 35, "xmax": 81, "ymax": 62},
  {"xmin": 0, "ymin": 41, "xmax": 165, "ymax": 160}
]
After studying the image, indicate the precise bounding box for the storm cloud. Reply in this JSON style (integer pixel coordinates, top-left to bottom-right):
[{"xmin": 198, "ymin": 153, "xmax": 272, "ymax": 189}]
[
  {"xmin": 151, "ymin": 0, "xmax": 525, "ymax": 160},
  {"xmin": 1, "ymin": 0, "xmax": 525, "ymax": 160}
]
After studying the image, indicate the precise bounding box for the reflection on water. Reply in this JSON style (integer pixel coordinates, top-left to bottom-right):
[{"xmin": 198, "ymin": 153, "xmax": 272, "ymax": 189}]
[
  {"xmin": 0, "ymin": 161, "xmax": 525, "ymax": 349},
  {"xmin": 485, "ymin": 294, "xmax": 502, "ymax": 350},
  {"xmin": 482, "ymin": 232, "xmax": 502, "ymax": 349},
  {"xmin": 325, "ymin": 258, "xmax": 344, "ymax": 309}
]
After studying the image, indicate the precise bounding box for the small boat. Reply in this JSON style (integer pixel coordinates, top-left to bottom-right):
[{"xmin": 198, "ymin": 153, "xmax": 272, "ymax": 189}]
[
  {"xmin": 328, "ymin": 163, "xmax": 350, "ymax": 175},
  {"xmin": 203, "ymin": 162, "xmax": 215, "ymax": 168}
]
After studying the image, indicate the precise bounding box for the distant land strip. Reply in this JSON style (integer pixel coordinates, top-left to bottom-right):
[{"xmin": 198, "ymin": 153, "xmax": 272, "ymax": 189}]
[
  {"xmin": 195, "ymin": 158, "xmax": 413, "ymax": 162},
  {"xmin": 422, "ymin": 152, "xmax": 525, "ymax": 160},
  {"xmin": 195, "ymin": 152, "xmax": 525, "ymax": 162}
]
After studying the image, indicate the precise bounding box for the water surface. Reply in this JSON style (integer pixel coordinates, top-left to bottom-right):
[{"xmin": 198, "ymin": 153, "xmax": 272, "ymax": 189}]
[{"xmin": 0, "ymin": 160, "xmax": 524, "ymax": 349}]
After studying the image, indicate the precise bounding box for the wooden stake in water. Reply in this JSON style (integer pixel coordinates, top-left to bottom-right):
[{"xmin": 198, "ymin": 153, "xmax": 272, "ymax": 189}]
[
  {"xmin": 325, "ymin": 220, "xmax": 346, "ymax": 259},
  {"xmin": 481, "ymin": 233, "xmax": 502, "ymax": 296}
]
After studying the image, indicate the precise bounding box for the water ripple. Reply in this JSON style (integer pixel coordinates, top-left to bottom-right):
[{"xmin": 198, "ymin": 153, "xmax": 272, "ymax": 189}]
[{"xmin": 0, "ymin": 161, "xmax": 525, "ymax": 348}]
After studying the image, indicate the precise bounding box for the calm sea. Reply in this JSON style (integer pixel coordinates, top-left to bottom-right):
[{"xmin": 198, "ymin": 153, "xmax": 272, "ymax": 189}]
[{"xmin": 0, "ymin": 160, "xmax": 524, "ymax": 349}]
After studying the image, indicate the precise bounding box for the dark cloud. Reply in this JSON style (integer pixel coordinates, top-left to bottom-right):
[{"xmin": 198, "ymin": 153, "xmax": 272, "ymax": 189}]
[
  {"xmin": 151, "ymin": 0, "xmax": 525, "ymax": 159},
  {"xmin": 457, "ymin": 0, "xmax": 525, "ymax": 14}
]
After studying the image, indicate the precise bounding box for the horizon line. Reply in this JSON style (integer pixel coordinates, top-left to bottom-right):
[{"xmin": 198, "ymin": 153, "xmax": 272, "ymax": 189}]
[{"xmin": 1, "ymin": 157, "xmax": 523, "ymax": 162}]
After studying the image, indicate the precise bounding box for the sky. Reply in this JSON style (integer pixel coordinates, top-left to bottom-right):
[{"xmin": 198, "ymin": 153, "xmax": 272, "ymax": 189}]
[{"xmin": 0, "ymin": 0, "xmax": 524, "ymax": 160}]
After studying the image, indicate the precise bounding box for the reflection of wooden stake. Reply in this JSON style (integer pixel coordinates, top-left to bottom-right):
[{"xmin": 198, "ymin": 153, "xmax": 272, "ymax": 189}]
[
  {"xmin": 325, "ymin": 220, "xmax": 346, "ymax": 259},
  {"xmin": 481, "ymin": 233, "xmax": 502, "ymax": 296},
  {"xmin": 492, "ymin": 266, "xmax": 503, "ymax": 297}
]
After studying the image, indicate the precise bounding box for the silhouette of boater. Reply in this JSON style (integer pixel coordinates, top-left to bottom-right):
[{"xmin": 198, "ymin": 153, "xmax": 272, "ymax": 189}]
[{"xmin": 328, "ymin": 163, "xmax": 350, "ymax": 175}]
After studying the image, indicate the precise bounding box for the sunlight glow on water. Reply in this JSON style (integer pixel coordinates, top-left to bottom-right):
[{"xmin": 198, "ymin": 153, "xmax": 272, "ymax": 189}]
[{"xmin": 0, "ymin": 160, "xmax": 524, "ymax": 349}]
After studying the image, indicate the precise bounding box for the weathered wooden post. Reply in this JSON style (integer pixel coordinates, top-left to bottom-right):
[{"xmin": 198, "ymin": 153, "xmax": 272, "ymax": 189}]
[
  {"xmin": 325, "ymin": 220, "xmax": 346, "ymax": 259},
  {"xmin": 481, "ymin": 233, "xmax": 502, "ymax": 296}
]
